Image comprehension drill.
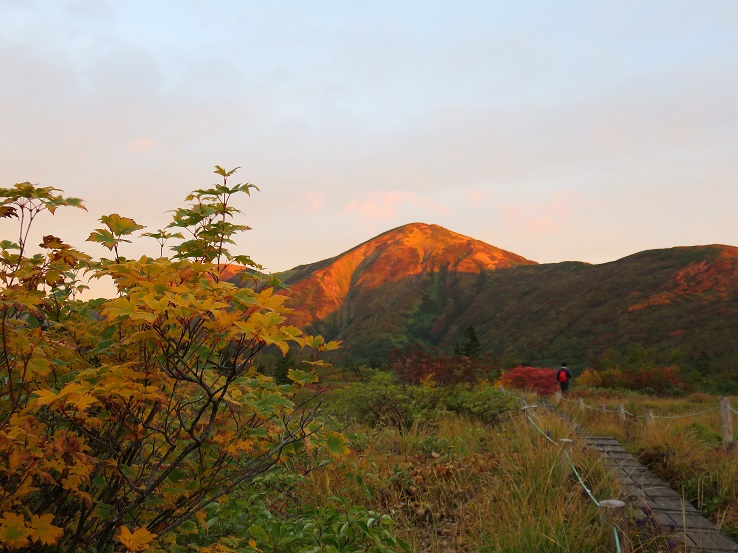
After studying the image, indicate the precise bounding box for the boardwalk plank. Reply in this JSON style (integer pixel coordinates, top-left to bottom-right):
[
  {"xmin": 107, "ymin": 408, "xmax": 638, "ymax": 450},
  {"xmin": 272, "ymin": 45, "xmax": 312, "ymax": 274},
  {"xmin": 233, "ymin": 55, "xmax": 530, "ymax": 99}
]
[{"xmin": 584, "ymin": 434, "xmax": 738, "ymax": 552}]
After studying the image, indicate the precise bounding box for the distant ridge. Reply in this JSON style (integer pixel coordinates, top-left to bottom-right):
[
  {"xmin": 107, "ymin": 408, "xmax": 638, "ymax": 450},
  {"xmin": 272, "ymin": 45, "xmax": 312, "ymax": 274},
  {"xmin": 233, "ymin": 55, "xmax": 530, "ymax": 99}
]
[{"xmin": 225, "ymin": 224, "xmax": 738, "ymax": 387}]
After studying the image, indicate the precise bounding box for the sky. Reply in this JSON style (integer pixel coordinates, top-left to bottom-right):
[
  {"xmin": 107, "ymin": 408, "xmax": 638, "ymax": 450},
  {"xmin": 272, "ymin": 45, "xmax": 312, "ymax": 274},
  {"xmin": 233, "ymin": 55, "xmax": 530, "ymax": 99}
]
[{"xmin": 2, "ymin": 0, "xmax": 738, "ymax": 295}]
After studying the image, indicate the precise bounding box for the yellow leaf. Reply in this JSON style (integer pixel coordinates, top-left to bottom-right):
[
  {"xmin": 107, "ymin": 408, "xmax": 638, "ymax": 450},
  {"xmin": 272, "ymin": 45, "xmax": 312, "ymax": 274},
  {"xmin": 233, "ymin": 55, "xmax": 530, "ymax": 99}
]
[
  {"xmin": 99, "ymin": 214, "xmax": 144, "ymax": 235},
  {"xmin": 117, "ymin": 526, "xmax": 157, "ymax": 552},
  {"xmin": 8, "ymin": 448, "xmax": 26, "ymax": 471},
  {"xmin": 34, "ymin": 389, "xmax": 59, "ymax": 407},
  {"xmin": 195, "ymin": 510, "xmax": 207, "ymax": 531},
  {"xmin": 0, "ymin": 512, "xmax": 31, "ymax": 549},
  {"xmin": 58, "ymin": 382, "xmax": 85, "ymax": 398},
  {"xmin": 28, "ymin": 513, "xmax": 64, "ymax": 546},
  {"xmin": 69, "ymin": 392, "xmax": 99, "ymax": 412}
]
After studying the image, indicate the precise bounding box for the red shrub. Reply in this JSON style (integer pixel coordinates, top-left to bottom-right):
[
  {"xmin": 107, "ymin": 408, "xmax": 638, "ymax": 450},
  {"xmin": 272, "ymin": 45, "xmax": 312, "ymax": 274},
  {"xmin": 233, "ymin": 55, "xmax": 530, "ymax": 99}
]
[
  {"xmin": 621, "ymin": 365, "xmax": 688, "ymax": 395},
  {"xmin": 390, "ymin": 345, "xmax": 492, "ymax": 386},
  {"xmin": 585, "ymin": 365, "xmax": 690, "ymax": 396},
  {"xmin": 497, "ymin": 366, "xmax": 559, "ymax": 396}
]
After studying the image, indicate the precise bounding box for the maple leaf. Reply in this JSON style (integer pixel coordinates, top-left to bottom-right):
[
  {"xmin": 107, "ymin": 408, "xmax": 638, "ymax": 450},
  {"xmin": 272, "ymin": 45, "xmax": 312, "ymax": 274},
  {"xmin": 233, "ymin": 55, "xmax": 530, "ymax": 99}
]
[
  {"xmin": 86, "ymin": 228, "xmax": 117, "ymax": 250},
  {"xmin": 117, "ymin": 526, "xmax": 157, "ymax": 552},
  {"xmin": 39, "ymin": 235, "xmax": 66, "ymax": 249},
  {"xmin": 0, "ymin": 512, "xmax": 31, "ymax": 549},
  {"xmin": 0, "ymin": 205, "xmax": 17, "ymax": 219},
  {"xmin": 99, "ymin": 214, "xmax": 144, "ymax": 235},
  {"xmin": 33, "ymin": 389, "xmax": 59, "ymax": 407},
  {"xmin": 69, "ymin": 392, "xmax": 99, "ymax": 412},
  {"xmin": 28, "ymin": 513, "xmax": 64, "ymax": 546},
  {"xmin": 104, "ymin": 298, "xmax": 157, "ymax": 322}
]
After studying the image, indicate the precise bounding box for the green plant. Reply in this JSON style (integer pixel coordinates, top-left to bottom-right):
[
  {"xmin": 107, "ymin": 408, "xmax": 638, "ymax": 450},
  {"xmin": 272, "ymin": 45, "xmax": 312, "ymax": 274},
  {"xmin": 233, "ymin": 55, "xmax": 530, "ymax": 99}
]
[
  {"xmin": 195, "ymin": 483, "xmax": 408, "ymax": 553},
  {"xmin": 0, "ymin": 170, "xmax": 341, "ymax": 552}
]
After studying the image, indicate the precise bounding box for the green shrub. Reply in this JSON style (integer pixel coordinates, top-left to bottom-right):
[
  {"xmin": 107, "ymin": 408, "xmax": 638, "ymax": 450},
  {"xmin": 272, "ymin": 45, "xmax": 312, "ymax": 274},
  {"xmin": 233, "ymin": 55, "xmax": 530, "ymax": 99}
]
[
  {"xmin": 441, "ymin": 383, "xmax": 516, "ymax": 424},
  {"xmin": 330, "ymin": 373, "xmax": 515, "ymax": 430},
  {"xmin": 196, "ymin": 481, "xmax": 408, "ymax": 552}
]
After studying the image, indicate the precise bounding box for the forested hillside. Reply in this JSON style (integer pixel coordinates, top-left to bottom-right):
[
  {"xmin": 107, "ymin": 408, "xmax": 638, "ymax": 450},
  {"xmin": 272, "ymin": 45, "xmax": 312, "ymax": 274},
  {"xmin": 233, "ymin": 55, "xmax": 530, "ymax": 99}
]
[{"xmin": 273, "ymin": 224, "xmax": 738, "ymax": 387}]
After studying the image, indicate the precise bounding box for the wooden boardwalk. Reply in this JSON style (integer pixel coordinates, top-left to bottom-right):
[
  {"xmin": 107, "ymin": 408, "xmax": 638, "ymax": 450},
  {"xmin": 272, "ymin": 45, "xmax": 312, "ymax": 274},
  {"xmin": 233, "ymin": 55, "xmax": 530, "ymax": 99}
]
[{"xmin": 587, "ymin": 436, "xmax": 738, "ymax": 552}]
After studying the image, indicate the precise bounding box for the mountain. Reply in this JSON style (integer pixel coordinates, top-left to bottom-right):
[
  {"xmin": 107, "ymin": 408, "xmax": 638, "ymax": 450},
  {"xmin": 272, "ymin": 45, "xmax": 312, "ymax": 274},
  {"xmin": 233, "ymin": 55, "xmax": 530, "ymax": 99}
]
[
  {"xmin": 278, "ymin": 223, "xmax": 535, "ymax": 330},
  {"xmin": 265, "ymin": 223, "xmax": 738, "ymax": 386}
]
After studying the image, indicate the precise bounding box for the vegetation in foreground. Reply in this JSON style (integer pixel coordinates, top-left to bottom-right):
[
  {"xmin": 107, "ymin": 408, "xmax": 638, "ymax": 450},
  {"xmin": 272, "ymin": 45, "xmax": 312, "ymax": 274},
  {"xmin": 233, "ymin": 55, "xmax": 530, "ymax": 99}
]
[
  {"xmin": 557, "ymin": 388, "xmax": 738, "ymax": 542},
  {"xmin": 0, "ymin": 173, "xmax": 342, "ymax": 552},
  {"xmin": 2, "ymin": 172, "xmax": 736, "ymax": 552},
  {"xmin": 283, "ymin": 370, "xmax": 737, "ymax": 552}
]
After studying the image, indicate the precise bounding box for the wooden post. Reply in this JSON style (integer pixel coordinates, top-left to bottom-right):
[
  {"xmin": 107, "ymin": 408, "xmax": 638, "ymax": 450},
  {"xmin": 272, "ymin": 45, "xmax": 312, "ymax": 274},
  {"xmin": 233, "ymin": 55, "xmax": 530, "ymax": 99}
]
[
  {"xmin": 578, "ymin": 398, "xmax": 586, "ymax": 412},
  {"xmin": 720, "ymin": 397, "xmax": 734, "ymax": 447},
  {"xmin": 557, "ymin": 439, "xmax": 574, "ymax": 484},
  {"xmin": 645, "ymin": 410, "xmax": 655, "ymax": 425},
  {"xmin": 599, "ymin": 499, "xmax": 629, "ymax": 552},
  {"xmin": 599, "ymin": 404, "xmax": 606, "ymax": 413},
  {"xmin": 520, "ymin": 404, "xmax": 537, "ymax": 419},
  {"xmin": 554, "ymin": 391, "xmax": 561, "ymax": 405},
  {"xmin": 618, "ymin": 404, "xmax": 626, "ymax": 424}
]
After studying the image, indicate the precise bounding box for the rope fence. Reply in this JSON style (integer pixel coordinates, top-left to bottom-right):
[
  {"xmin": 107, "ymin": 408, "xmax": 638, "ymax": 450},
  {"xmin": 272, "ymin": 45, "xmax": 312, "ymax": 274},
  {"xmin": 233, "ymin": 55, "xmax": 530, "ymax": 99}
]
[
  {"xmin": 557, "ymin": 392, "xmax": 735, "ymax": 447},
  {"xmin": 509, "ymin": 390, "xmax": 736, "ymax": 552},
  {"xmin": 520, "ymin": 400, "xmax": 625, "ymax": 552},
  {"xmin": 646, "ymin": 406, "xmax": 720, "ymax": 419}
]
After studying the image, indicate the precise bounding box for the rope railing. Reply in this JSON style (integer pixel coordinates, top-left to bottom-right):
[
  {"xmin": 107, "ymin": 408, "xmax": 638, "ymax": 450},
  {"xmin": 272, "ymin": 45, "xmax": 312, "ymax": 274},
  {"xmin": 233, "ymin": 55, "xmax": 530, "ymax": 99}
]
[
  {"xmin": 520, "ymin": 386, "xmax": 736, "ymax": 449},
  {"xmin": 525, "ymin": 412, "xmax": 558, "ymax": 446},
  {"xmin": 522, "ymin": 406, "xmax": 624, "ymax": 552},
  {"xmin": 561, "ymin": 394, "xmax": 723, "ymax": 420},
  {"xmin": 648, "ymin": 406, "xmax": 720, "ymax": 419},
  {"xmin": 516, "ymin": 389, "xmax": 735, "ymax": 551},
  {"xmin": 555, "ymin": 392, "xmax": 736, "ymax": 447}
]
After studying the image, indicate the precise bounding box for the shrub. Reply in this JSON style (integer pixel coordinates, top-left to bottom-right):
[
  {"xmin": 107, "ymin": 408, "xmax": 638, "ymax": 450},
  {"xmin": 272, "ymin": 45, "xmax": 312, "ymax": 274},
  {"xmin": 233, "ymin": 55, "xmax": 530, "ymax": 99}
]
[
  {"xmin": 623, "ymin": 365, "xmax": 689, "ymax": 395},
  {"xmin": 389, "ymin": 345, "xmax": 495, "ymax": 387},
  {"xmin": 577, "ymin": 368, "xmax": 603, "ymax": 388},
  {"xmin": 332, "ymin": 373, "xmax": 515, "ymax": 431},
  {"xmin": 585, "ymin": 365, "xmax": 689, "ymax": 396},
  {"xmin": 196, "ymin": 480, "xmax": 408, "ymax": 553},
  {"xmin": 0, "ymin": 171, "xmax": 341, "ymax": 552},
  {"xmin": 496, "ymin": 366, "xmax": 559, "ymax": 396},
  {"xmin": 441, "ymin": 383, "xmax": 516, "ymax": 424}
]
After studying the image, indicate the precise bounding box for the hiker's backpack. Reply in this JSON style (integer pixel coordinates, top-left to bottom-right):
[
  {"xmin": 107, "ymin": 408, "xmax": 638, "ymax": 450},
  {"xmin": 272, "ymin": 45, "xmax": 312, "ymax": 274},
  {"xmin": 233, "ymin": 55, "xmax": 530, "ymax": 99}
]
[{"xmin": 558, "ymin": 370, "xmax": 567, "ymax": 382}]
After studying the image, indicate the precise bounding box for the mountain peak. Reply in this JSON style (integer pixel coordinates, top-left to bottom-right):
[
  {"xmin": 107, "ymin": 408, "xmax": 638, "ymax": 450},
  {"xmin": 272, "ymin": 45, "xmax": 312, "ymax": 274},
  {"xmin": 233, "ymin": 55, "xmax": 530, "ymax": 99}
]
[
  {"xmin": 365, "ymin": 222, "xmax": 536, "ymax": 272},
  {"xmin": 279, "ymin": 223, "xmax": 536, "ymax": 327}
]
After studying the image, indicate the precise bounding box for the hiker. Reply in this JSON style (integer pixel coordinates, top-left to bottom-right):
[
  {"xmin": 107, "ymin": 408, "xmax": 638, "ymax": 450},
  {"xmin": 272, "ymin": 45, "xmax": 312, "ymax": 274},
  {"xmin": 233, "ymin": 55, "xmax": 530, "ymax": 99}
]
[{"xmin": 556, "ymin": 363, "xmax": 572, "ymax": 395}]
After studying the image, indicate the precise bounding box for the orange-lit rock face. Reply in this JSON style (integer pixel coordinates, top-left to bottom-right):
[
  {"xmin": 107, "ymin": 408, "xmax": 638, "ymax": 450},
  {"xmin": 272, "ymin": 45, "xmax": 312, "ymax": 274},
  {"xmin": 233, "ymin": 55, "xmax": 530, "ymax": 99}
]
[
  {"xmin": 628, "ymin": 245, "xmax": 738, "ymax": 311},
  {"xmin": 218, "ymin": 264, "xmax": 250, "ymax": 282},
  {"xmin": 282, "ymin": 223, "xmax": 536, "ymax": 326}
]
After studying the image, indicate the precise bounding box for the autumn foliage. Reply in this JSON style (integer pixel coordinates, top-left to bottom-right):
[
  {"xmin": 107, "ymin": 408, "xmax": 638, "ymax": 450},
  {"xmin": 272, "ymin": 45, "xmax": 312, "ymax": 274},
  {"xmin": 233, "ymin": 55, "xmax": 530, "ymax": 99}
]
[
  {"xmin": 496, "ymin": 366, "xmax": 559, "ymax": 396},
  {"xmin": 579, "ymin": 365, "xmax": 688, "ymax": 395},
  {"xmin": 389, "ymin": 345, "xmax": 494, "ymax": 387},
  {"xmin": 0, "ymin": 169, "xmax": 340, "ymax": 552}
]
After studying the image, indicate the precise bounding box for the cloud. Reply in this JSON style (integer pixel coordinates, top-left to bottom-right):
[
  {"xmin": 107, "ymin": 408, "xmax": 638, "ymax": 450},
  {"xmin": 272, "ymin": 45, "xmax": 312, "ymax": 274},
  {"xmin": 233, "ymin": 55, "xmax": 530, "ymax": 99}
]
[
  {"xmin": 361, "ymin": 191, "xmax": 419, "ymax": 218},
  {"xmin": 422, "ymin": 196, "xmax": 452, "ymax": 214},
  {"xmin": 1, "ymin": 1, "xmax": 737, "ymax": 275},
  {"xmin": 305, "ymin": 191, "xmax": 323, "ymax": 212},
  {"xmin": 341, "ymin": 190, "xmax": 451, "ymax": 222},
  {"xmin": 127, "ymin": 138, "xmax": 153, "ymax": 154},
  {"xmin": 463, "ymin": 187, "xmax": 495, "ymax": 207},
  {"xmin": 501, "ymin": 192, "xmax": 576, "ymax": 234}
]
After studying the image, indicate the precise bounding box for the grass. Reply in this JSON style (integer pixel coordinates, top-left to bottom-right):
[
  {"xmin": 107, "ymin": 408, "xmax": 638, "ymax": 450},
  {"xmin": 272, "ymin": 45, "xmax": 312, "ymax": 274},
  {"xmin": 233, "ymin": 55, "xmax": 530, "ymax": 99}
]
[
  {"xmin": 557, "ymin": 390, "xmax": 738, "ymax": 541},
  {"xmin": 276, "ymin": 379, "xmax": 738, "ymax": 551},
  {"xmin": 293, "ymin": 408, "xmax": 623, "ymax": 552}
]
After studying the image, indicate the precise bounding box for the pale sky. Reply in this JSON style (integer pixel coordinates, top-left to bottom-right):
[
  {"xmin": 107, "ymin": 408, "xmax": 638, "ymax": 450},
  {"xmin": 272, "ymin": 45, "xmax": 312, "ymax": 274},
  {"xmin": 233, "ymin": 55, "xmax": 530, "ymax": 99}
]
[{"xmin": 2, "ymin": 1, "xmax": 738, "ymax": 292}]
